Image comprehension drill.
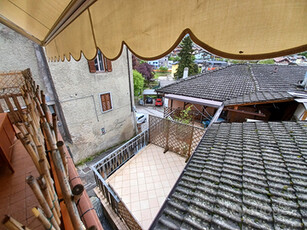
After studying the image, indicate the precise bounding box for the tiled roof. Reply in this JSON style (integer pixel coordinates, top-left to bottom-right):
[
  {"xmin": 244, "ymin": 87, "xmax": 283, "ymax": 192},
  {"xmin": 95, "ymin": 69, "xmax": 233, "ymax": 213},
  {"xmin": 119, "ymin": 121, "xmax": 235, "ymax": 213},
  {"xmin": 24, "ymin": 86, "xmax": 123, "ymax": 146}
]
[
  {"xmin": 157, "ymin": 65, "xmax": 256, "ymax": 101},
  {"xmin": 224, "ymin": 91, "xmax": 293, "ymax": 106},
  {"xmin": 157, "ymin": 64, "xmax": 307, "ymax": 102},
  {"xmin": 251, "ymin": 65, "xmax": 307, "ymax": 92},
  {"xmin": 151, "ymin": 121, "xmax": 307, "ymax": 230}
]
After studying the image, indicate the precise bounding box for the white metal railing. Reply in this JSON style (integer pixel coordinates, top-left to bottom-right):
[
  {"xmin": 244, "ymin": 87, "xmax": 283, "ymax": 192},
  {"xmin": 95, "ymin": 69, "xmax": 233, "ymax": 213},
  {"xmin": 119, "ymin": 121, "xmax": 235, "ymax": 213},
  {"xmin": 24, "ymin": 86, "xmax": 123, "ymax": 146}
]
[{"xmin": 91, "ymin": 129, "xmax": 148, "ymax": 229}]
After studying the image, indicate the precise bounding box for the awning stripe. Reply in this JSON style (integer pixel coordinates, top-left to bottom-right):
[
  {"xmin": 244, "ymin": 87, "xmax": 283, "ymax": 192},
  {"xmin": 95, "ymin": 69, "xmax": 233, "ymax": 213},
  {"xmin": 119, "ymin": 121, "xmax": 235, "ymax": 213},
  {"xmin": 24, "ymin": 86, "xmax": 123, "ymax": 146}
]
[{"xmin": 1, "ymin": 0, "xmax": 307, "ymax": 61}]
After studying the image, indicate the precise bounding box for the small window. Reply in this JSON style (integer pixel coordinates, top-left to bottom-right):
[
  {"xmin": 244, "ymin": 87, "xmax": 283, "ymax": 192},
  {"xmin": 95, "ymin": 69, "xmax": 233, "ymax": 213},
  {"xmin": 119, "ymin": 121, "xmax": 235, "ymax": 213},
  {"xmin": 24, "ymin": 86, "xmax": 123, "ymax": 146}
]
[
  {"xmin": 95, "ymin": 50, "xmax": 105, "ymax": 71},
  {"xmin": 88, "ymin": 50, "xmax": 112, "ymax": 73},
  {"xmin": 100, "ymin": 92, "xmax": 112, "ymax": 112}
]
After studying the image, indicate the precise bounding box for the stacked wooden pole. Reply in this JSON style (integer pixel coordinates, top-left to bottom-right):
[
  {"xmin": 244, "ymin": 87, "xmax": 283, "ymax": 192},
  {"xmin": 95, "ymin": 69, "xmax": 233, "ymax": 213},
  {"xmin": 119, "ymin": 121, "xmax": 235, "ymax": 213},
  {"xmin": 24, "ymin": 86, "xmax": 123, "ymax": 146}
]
[
  {"xmin": 2, "ymin": 215, "xmax": 31, "ymax": 230},
  {"xmin": 8, "ymin": 70, "xmax": 87, "ymax": 229}
]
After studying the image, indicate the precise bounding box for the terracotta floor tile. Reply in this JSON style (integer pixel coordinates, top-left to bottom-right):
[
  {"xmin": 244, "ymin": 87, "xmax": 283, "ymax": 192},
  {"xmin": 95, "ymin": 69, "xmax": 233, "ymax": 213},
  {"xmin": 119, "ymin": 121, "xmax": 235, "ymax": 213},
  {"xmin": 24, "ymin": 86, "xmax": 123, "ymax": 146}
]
[
  {"xmin": 9, "ymin": 190, "xmax": 25, "ymax": 204},
  {"xmin": 9, "ymin": 199, "xmax": 25, "ymax": 212},
  {"xmin": 0, "ymin": 140, "xmax": 41, "ymax": 230}
]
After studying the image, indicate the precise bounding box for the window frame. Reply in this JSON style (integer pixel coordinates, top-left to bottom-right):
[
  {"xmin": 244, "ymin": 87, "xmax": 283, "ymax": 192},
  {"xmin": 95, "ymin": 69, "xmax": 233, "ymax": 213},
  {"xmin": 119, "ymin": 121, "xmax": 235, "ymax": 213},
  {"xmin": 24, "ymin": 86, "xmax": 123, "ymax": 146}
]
[
  {"xmin": 95, "ymin": 50, "xmax": 106, "ymax": 72},
  {"xmin": 99, "ymin": 92, "xmax": 113, "ymax": 113}
]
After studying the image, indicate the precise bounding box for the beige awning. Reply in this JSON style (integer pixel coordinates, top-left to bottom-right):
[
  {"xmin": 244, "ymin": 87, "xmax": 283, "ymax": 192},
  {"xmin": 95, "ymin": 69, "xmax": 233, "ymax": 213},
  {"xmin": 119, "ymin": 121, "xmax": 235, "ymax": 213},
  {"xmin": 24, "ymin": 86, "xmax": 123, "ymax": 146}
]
[{"xmin": 1, "ymin": 0, "xmax": 306, "ymax": 61}]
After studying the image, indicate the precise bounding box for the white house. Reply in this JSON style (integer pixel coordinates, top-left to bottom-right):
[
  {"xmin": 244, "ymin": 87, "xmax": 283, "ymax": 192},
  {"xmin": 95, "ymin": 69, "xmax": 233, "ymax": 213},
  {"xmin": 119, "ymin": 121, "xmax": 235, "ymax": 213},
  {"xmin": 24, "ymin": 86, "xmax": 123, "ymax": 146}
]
[{"xmin": 0, "ymin": 23, "xmax": 137, "ymax": 163}]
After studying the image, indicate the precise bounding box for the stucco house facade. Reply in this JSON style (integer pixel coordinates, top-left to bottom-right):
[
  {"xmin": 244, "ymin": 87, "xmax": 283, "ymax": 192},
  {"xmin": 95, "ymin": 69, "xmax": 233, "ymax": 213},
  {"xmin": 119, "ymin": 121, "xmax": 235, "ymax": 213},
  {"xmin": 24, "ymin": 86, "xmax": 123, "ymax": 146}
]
[{"xmin": 0, "ymin": 23, "xmax": 136, "ymax": 163}]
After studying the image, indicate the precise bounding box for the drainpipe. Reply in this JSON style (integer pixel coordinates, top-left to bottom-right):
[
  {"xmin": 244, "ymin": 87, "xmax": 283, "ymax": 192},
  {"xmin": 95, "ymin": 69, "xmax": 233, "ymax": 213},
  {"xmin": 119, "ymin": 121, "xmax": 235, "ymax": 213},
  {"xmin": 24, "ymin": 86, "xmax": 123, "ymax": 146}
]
[
  {"xmin": 126, "ymin": 47, "xmax": 138, "ymax": 134},
  {"xmin": 126, "ymin": 47, "xmax": 134, "ymax": 112},
  {"xmin": 34, "ymin": 44, "xmax": 72, "ymax": 143}
]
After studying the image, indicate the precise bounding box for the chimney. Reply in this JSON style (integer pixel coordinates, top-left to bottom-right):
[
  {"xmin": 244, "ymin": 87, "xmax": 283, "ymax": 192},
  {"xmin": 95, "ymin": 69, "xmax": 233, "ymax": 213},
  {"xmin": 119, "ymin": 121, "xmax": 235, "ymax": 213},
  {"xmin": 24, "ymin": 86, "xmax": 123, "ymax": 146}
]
[{"xmin": 183, "ymin": 67, "xmax": 189, "ymax": 79}]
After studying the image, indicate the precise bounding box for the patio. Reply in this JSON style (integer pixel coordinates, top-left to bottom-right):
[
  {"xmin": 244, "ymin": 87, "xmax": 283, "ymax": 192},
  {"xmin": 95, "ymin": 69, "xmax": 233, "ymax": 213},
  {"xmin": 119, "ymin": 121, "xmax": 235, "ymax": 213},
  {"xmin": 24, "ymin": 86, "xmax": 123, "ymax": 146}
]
[
  {"xmin": 106, "ymin": 144, "xmax": 186, "ymax": 229},
  {"xmin": 92, "ymin": 116, "xmax": 205, "ymax": 229},
  {"xmin": 0, "ymin": 138, "xmax": 43, "ymax": 230}
]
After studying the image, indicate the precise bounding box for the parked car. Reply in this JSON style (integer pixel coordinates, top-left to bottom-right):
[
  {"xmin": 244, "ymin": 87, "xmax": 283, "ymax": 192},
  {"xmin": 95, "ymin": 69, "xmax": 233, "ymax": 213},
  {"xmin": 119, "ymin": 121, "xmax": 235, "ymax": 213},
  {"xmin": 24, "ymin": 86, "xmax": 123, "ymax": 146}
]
[
  {"xmin": 136, "ymin": 112, "xmax": 146, "ymax": 124},
  {"xmin": 146, "ymin": 97, "xmax": 153, "ymax": 104},
  {"xmin": 155, "ymin": 98, "xmax": 163, "ymax": 106}
]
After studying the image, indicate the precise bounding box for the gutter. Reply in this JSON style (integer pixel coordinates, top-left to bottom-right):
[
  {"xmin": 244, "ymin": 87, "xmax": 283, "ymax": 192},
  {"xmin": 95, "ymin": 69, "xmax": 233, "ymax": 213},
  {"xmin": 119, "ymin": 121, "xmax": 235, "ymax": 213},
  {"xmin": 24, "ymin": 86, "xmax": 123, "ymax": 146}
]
[
  {"xmin": 55, "ymin": 132, "xmax": 103, "ymax": 229},
  {"xmin": 126, "ymin": 47, "xmax": 134, "ymax": 112}
]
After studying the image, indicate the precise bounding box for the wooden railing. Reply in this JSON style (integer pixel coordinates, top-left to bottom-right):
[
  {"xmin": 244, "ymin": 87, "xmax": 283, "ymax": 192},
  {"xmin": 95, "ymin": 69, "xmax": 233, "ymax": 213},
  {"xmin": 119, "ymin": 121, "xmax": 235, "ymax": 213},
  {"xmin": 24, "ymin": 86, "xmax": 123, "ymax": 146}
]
[
  {"xmin": 91, "ymin": 130, "xmax": 148, "ymax": 229},
  {"xmin": 164, "ymin": 106, "xmax": 212, "ymax": 123},
  {"xmin": 149, "ymin": 115, "xmax": 205, "ymax": 161}
]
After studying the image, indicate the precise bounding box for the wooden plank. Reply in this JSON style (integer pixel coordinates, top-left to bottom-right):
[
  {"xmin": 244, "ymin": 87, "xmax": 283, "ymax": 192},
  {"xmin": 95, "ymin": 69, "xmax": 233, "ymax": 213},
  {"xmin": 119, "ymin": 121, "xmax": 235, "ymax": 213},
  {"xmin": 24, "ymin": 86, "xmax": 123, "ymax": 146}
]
[
  {"xmin": 224, "ymin": 107, "xmax": 266, "ymax": 117},
  {"xmin": 225, "ymin": 98, "xmax": 293, "ymax": 107}
]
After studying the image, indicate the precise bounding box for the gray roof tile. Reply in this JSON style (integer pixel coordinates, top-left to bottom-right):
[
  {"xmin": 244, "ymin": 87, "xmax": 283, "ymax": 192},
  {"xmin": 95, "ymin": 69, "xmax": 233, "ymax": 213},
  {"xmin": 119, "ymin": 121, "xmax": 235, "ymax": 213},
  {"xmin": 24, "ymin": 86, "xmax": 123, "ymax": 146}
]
[
  {"xmin": 151, "ymin": 121, "xmax": 307, "ymax": 230},
  {"xmin": 157, "ymin": 64, "xmax": 307, "ymax": 105}
]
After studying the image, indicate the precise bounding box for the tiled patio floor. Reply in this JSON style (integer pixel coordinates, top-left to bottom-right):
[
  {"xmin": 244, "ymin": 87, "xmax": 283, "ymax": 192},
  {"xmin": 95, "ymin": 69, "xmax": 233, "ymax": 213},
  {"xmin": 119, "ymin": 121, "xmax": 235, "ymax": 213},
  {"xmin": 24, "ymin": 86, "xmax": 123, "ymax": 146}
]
[
  {"xmin": 106, "ymin": 144, "xmax": 186, "ymax": 229},
  {"xmin": 0, "ymin": 139, "xmax": 43, "ymax": 230}
]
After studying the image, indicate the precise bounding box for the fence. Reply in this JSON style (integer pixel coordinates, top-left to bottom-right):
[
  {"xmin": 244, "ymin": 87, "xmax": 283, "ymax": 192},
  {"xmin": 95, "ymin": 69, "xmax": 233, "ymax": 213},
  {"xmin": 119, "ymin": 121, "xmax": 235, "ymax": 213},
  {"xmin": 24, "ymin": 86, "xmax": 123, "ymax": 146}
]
[
  {"xmin": 92, "ymin": 117, "xmax": 204, "ymax": 228},
  {"xmin": 164, "ymin": 106, "xmax": 212, "ymax": 124},
  {"xmin": 149, "ymin": 115, "xmax": 205, "ymax": 161},
  {"xmin": 91, "ymin": 130, "xmax": 149, "ymax": 229},
  {"xmin": 0, "ymin": 69, "xmax": 37, "ymax": 123}
]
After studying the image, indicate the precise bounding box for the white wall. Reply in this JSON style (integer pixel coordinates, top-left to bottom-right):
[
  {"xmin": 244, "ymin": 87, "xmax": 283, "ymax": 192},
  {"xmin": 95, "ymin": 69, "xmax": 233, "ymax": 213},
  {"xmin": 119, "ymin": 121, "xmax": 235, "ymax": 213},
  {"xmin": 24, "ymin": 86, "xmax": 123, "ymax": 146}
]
[
  {"xmin": 0, "ymin": 23, "xmax": 136, "ymax": 163},
  {"xmin": 48, "ymin": 50, "xmax": 136, "ymax": 162}
]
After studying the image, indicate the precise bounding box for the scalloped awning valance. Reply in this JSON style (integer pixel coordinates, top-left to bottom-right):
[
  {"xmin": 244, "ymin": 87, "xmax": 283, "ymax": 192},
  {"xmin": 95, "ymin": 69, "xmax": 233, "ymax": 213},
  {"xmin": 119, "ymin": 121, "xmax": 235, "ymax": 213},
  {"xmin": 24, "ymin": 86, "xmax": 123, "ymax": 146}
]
[{"xmin": 1, "ymin": 0, "xmax": 306, "ymax": 61}]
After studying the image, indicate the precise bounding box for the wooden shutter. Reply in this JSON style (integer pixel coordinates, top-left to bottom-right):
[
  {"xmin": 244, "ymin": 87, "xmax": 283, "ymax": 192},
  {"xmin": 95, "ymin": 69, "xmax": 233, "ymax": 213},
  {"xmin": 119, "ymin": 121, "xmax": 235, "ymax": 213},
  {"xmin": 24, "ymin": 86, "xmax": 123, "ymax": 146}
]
[
  {"xmin": 106, "ymin": 59, "xmax": 112, "ymax": 72},
  {"xmin": 100, "ymin": 94, "xmax": 107, "ymax": 111},
  {"xmin": 103, "ymin": 57, "xmax": 112, "ymax": 72},
  {"xmin": 88, "ymin": 60, "xmax": 96, "ymax": 73},
  {"xmin": 105, "ymin": 93, "xmax": 112, "ymax": 110},
  {"xmin": 100, "ymin": 93, "xmax": 112, "ymax": 112}
]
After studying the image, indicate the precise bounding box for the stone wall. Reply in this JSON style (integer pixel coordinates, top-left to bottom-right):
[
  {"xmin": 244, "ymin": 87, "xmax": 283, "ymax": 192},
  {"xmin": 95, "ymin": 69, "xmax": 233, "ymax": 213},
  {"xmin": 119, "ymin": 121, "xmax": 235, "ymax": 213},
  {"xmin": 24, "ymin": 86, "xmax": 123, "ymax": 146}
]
[
  {"xmin": 48, "ymin": 50, "xmax": 136, "ymax": 162},
  {"xmin": 0, "ymin": 24, "xmax": 49, "ymax": 96}
]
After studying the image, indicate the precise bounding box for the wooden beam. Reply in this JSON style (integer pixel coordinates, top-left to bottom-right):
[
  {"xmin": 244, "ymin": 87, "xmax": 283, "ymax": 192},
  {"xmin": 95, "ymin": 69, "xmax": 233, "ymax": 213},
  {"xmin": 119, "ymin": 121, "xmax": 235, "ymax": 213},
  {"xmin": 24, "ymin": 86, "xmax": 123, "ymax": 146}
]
[
  {"xmin": 207, "ymin": 105, "xmax": 224, "ymax": 129},
  {"xmin": 225, "ymin": 108, "xmax": 266, "ymax": 117},
  {"xmin": 225, "ymin": 98, "xmax": 293, "ymax": 107}
]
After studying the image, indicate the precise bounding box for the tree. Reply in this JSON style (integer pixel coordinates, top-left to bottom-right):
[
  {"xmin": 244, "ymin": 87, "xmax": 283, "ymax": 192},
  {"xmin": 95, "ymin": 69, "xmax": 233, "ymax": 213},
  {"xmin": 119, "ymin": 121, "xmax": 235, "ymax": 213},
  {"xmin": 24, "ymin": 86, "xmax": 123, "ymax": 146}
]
[
  {"xmin": 175, "ymin": 36, "xmax": 199, "ymax": 79},
  {"xmin": 258, "ymin": 59, "xmax": 275, "ymax": 64},
  {"xmin": 132, "ymin": 54, "xmax": 139, "ymax": 69},
  {"xmin": 133, "ymin": 70, "xmax": 144, "ymax": 97},
  {"xmin": 135, "ymin": 62, "xmax": 154, "ymax": 82},
  {"xmin": 174, "ymin": 105, "xmax": 193, "ymax": 124},
  {"xmin": 299, "ymin": 52, "xmax": 307, "ymax": 58},
  {"xmin": 169, "ymin": 56, "xmax": 180, "ymax": 62},
  {"xmin": 158, "ymin": 66, "xmax": 168, "ymax": 73}
]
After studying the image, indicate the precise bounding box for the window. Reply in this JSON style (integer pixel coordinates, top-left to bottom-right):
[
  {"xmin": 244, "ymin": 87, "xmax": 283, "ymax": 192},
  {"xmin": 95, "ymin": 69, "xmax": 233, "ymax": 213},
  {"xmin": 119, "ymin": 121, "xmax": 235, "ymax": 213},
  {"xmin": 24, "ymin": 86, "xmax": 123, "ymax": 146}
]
[
  {"xmin": 100, "ymin": 92, "xmax": 112, "ymax": 112},
  {"xmin": 88, "ymin": 50, "xmax": 112, "ymax": 73}
]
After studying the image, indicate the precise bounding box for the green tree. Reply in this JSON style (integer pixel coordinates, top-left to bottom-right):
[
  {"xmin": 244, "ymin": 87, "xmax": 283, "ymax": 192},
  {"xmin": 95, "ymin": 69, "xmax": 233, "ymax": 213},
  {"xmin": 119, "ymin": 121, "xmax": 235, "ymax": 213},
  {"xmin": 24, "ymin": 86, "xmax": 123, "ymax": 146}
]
[
  {"xmin": 158, "ymin": 66, "xmax": 168, "ymax": 73},
  {"xmin": 175, "ymin": 36, "xmax": 199, "ymax": 79},
  {"xmin": 258, "ymin": 59, "xmax": 275, "ymax": 64},
  {"xmin": 169, "ymin": 56, "xmax": 180, "ymax": 62},
  {"xmin": 299, "ymin": 52, "xmax": 307, "ymax": 58},
  {"xmin": 174, "ymin": 105, "xmax": 193, "ymax": 124},
  {"xmin": 133, "ymin": 70, "xmax": 144, "ymax": 97}
]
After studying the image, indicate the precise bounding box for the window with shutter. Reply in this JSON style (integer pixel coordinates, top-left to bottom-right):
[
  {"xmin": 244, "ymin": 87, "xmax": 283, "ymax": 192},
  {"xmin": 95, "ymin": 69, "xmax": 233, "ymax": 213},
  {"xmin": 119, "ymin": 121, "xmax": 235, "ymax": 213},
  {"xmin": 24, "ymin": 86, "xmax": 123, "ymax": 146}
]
[
  {"xmin": 100, "ymin": 92, "xmax": 113, "ymax": 112},
  {"xmin": 88, "ymin": 50, "xmax": 112, "ymax": 73}
]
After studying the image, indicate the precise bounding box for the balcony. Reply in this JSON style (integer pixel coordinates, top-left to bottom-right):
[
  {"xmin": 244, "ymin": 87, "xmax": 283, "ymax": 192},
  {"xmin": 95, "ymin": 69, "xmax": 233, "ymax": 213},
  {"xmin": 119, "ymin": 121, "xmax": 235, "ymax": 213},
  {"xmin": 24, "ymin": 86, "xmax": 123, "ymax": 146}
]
[{"xmin": 92, "ymin": 115, "xmax": 205, "ymax": 229}]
